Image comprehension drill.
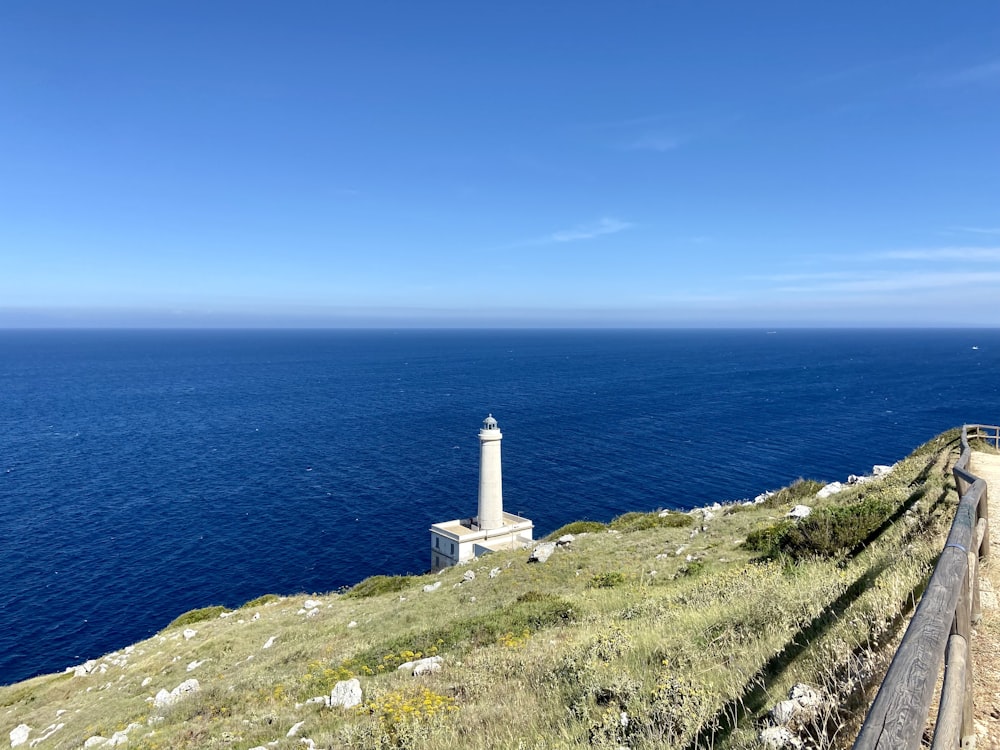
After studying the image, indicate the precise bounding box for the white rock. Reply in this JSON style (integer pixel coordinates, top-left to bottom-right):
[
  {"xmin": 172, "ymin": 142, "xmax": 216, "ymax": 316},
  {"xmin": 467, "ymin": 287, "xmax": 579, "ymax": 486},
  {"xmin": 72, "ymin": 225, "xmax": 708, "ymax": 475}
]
[
  {"xmin": 263, "ymin": 636, "xmax": 277, "ymax": 649},
  {"xmin": 251, "ymin": 612, "xmax": 260, "ymax": 621},
  {"xmin": 422, "ymin": 581, "xmax": 442, "ymax": 592},
  {"xmin": 702, "ymin": 510, "xmax": 715, "ymax": 521},
  {"xmin": 73, "ymin": 659, "xmax": 99, "ymax": 677},
  {"xmin": 655, "ymin": 553, "xmax": 669, "ymax": 559},
  {"xmin": 141, "ymin": 677, "xmax": 152, "ymax": 687},
  {"xmin": 106, "ymin": 730, "xmax": 129, "ymax": 746},
  {"xmin": 186, "ymin": 660, "xmax": 204, "ymax": 672},
  {"xmin": 305, "ymin": 608, "xmax": 320, "ymax": 617},
  {"xmin": 287, "ymin": 721, "xmax": 305, "ymax": 738},
  {"xmin": 789, "ymin": 683, "xmax": 822, "ymax": 706},
  {"xmin": 397, "ymin": 655, "xmax": 443, "ymax": 676},
  {"xmin": 303, "ymin": 599, "xmax": 321, "ymax": 609},
  {"xmin": 462, "ymin": 570, "xmax": 475, "ymax": 582},
  {"xmin": 872, "ymin": 464, "xmax": 893, "ymax": 476},
  {"xmin": 675, "ymin": 546, "xmax": 686, "ymax": 556},
  {"xmin": 347, "ymin": 621, "xmax": 358, "ymax": 628},
  {"xmin": 300, "ymin": 740, "xmax": 316, "ymax": 750},
  {"xmin": 760, "ymin": 725, "xmax": 802, "ymax": 749},
  {"xmin": 152, "ymin": 679, "xmax": 200, "ymax": 709},
  {"xmin": 489, "ymin": 567, "xmax": 501, "ymax": 578},
  {"xmin": 528, "ymin": 542, "xmax": 556, "ymax": 563},
  {"xmin": 182, "ymin": 629, "xmax": 197, "ymax": 640},
  {"xmin": 786, "ymin": 505, "xmax": 812, "ymax": 519},
  {"xmin": 27, "ymin": 723, "xmax": 64, "ymax": 747},
  {"xmin": 83, "ymin": 737, "xmax": 108, "ymax": 748},
  {"xmin": 556, "ymin": 534, "xmax": 575, "ymax": 546},
  {"xmin": 770, "ymin": 699, "xmax": 799, "ymax": 725},
  {"xmin": 329, "ymin": 678, "xmax": 363, "ymax": 709},
  {"xmin": 10, "ymin": 725, "xmax": 31, "ymax": 747},
  {"xmin": 305, "ymin": 696, "xmax": 327, "ymax": 705},
  {"xmin": 815, "ymin": 481, "xmax": 843, "ymax": 498}
]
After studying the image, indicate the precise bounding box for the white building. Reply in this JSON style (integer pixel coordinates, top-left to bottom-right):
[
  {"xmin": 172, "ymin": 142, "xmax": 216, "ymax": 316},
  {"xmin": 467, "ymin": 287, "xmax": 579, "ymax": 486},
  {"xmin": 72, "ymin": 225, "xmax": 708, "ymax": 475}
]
[{"xmin": 430, "ymin": 414, "xmax": 534, "ymax": 571}]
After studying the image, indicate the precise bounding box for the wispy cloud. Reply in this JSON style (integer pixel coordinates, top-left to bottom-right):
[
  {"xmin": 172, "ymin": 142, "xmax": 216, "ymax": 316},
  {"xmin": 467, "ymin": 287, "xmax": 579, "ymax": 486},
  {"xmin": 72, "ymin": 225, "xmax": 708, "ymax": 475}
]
[
  {"xmin": 930, "ymin": 60, "xmax": 1000, "ymax": 86},
  {"xmin": 773, "ymin": 270, "xmax": 1000, "ymax": 294},
  {"xmin": 879, "ymin": 247, "xmax": 1000, "ymax": 262},
  {"xmin": 548, "ymin": 217, "xmax": 634, "ymax": 243},
  {"xmin": 622, "ymin": 133, "xmax": 682, "ymax": 152},
  {"xmin": 951, "ymin": 226, "xmax": 1000, "ymax": 236}
]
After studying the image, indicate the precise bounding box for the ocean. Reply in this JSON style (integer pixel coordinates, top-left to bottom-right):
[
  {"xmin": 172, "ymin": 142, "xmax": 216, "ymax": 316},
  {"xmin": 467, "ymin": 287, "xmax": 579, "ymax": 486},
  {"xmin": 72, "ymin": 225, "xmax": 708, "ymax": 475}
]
[{"xmin": 1, "ymin": 328, "xmax": 997, "ymax": 685}]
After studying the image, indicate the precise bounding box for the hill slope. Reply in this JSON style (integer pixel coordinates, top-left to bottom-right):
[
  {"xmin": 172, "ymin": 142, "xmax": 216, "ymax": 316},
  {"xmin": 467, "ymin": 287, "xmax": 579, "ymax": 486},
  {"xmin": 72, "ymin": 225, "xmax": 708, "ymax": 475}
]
[{"xmin": 1, "ymin": 430, "xmax": 964, "ymax": 750}]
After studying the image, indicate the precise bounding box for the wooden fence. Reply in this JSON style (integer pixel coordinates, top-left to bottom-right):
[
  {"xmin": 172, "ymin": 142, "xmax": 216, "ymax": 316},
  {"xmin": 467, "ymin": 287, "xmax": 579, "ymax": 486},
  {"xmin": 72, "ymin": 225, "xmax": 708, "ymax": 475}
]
[{"xmin": 852, "ymin": 424, "xmax": 993, "ymax": 750}]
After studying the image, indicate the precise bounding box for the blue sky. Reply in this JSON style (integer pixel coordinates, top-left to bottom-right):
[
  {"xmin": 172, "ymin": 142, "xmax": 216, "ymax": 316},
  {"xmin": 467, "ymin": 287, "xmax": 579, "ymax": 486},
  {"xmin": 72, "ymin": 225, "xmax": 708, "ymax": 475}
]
[{"xmin": 2, "ymin": 2, "xmax": 1000, "ymax": 327}]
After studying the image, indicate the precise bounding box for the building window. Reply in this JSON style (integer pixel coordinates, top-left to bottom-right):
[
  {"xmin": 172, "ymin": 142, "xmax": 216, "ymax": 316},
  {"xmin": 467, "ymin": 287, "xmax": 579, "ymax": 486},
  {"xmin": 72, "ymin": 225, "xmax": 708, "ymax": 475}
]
[
  {"xmin": 450, "ymin": 542, "xmax": 455, "ymax": 556},
  {"xmin": 435, "ymin": 555, "xmax": 440, "ymax": 568},
  {"xmin": 434, "ymin": 537, "xmax": 439, "ymax": 548}
]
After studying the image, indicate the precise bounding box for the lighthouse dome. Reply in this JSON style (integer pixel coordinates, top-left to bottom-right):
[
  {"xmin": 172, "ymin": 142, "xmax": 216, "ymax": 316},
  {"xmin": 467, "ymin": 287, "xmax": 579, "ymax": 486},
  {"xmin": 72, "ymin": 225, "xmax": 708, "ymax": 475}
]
[{"xmin": 482, "ymin": 414, "xmax": 498, "ymax": 430}]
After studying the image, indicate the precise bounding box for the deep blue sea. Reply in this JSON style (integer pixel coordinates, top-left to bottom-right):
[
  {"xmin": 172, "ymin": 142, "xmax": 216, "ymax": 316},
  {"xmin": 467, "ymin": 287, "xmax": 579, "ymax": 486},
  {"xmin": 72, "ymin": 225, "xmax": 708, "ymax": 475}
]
[{"xmin": 1, "ymin": 328, "xmax": 998, "ymax": 685}]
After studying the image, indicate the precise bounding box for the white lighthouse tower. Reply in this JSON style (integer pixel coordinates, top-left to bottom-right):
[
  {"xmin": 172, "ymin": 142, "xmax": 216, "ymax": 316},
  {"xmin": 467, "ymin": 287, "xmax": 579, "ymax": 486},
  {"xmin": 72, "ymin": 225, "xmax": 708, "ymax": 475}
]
[
  {"xmin": 429, "ymin": 414, "xmax": 534, "ymax": 571},
  {"xmin": 477, "ymin": 414, "xmax": 503, "ymax": 530}
]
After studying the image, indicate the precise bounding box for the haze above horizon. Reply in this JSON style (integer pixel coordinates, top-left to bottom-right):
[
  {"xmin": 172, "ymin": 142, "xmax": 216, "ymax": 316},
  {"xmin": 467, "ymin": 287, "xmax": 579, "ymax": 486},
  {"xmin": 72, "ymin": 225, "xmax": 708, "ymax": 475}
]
[{"xmin": 3, "ymin": 3, "xmax": 1000, "ymax": 328}]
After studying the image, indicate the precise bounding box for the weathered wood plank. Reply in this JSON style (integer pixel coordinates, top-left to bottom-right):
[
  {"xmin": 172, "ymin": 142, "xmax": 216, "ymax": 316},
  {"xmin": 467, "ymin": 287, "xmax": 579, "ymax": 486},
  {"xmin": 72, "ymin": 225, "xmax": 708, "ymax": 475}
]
[{"xmin": 931, "ymin": 633, "xmax": 968, "ymax": 750}]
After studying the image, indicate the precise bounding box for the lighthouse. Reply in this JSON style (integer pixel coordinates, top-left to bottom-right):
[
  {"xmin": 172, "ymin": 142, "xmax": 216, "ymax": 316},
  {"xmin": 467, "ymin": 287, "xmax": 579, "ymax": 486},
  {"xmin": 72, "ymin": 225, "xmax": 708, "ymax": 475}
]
[
  {"xmin": 477, "ymin": 414, "xmax": 503, "ymax": 530},
  {"xmin": 429, "ymin": 414, "xmax": 534, "ymax": 571}
]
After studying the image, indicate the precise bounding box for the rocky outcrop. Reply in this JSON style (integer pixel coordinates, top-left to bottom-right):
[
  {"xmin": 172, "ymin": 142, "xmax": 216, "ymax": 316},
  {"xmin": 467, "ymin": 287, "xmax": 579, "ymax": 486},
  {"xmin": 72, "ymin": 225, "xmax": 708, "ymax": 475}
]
[
  {"xmin": 153, "ymin": 678, "xmax": 201, "ymax": 709},
  {"xmin": 329, "ymin": 678, "xmax": 363, "ymax": 709},
  {"xmin": 397, "ymin": 655, "xmax": 442, "ymax": 676},
  {"xmin": 528, "ymin": 542, "xmax": 556, "ymax": 563}
]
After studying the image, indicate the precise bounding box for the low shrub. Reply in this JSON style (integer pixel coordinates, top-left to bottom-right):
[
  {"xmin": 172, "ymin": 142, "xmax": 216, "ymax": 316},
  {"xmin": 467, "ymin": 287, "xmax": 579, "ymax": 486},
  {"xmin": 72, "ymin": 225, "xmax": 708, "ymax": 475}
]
[
  {"xmin": 609, "ymin": 511, "xmax": 692, "ymax": 532},
  {"xmin": 239, "ymin": 593, "xmax": 279, "ymax": 609},
  {"xmin": 344, "ymin": 575, "xmax": 412, "ymax": 599},
  {"xmin": 589, "ymin": 572, "xmax": 626, "ymax": 589},
  {"xmin": 745, "ymin": 495, "xmax": 897, "ymax": 560},
  {"xmin": 166, "ymin": 605, "xmax": 230, "ymax": 629},
  {"xmin": 545, "ymin": 520, "xmax": 607, "ymax": 539},
  {"xmin": 743, "ymin": 521, "xmax": 795, "ymax": 556},
  {"xmin": 780, "ymin": 496, "xmax": 896, "ymax": 559},
  {"xmin": 756, "ymin": 479, "xmax": 825, "ymax": 509}
]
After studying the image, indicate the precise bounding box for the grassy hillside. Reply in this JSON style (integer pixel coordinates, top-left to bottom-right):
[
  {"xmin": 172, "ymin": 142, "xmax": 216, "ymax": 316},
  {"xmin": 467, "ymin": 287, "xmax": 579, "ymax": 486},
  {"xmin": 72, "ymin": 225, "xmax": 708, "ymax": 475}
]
[{"xmin": 1, "ymin": 430, "xmax": 964, "ymax": 750}]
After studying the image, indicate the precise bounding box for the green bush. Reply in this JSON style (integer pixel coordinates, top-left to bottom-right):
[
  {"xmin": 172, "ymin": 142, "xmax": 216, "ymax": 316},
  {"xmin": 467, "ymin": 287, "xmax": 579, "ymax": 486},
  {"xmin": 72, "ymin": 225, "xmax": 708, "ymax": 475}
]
[
  {"xmin": 743, "ymin": 521, "xmax": 795, "ymax": 556},
  {"xmin": 609, "ymin": 511, "xmax": 692, "ymax": 532},
  {"xmin": 745, "ymin": 495, "xmax": 897, "ymax": 560},
  {"xmin": 589, "ymin": 572, "xmax": 626, "ymax": 589},
  {"xmin": 779, "ymin": 496, "xmax": 896, "ymax": 559},
  {"xmin": 756, "ymin": 479, "xmax": 825, "ymax": 509},
  {"xmin": 166, "ymin": 605, "xmax": 230, "ymax": 629},
  {"xmin": 344, "ymin": 575, "xmax": 412, "ymax": 599},
  {"xmin": 239, "ymin": 593, "xmax": 280, "ymax": 609},
  {"xmin": 545, "ymin": 520, "xmax": 607, "ymax": 540}
]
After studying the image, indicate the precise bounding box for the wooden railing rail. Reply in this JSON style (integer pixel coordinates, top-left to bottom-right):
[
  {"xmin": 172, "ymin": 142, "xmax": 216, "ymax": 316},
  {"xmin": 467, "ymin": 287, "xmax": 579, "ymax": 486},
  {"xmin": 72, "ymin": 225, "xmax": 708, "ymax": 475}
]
[{"xmin": 852, "ymin": 424, "xmax": 992, "ymax": 750}]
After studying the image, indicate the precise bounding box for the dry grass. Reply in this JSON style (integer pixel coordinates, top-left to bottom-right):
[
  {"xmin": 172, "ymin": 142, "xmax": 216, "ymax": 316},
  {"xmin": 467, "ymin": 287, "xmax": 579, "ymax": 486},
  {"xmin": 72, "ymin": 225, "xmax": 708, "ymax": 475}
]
[{"xmin": 0, "ymin": 430, "xmax": 965, "ymax": 750}]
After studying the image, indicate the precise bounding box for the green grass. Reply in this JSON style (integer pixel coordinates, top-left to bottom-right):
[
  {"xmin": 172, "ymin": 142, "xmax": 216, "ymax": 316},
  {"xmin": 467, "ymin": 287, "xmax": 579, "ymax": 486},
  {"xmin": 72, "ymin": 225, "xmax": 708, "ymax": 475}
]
[
  {"xmin": 608, "ymin": 510, "xmax": 693, "ymax": 532},
  {"xmin": 0, "ymin": 430, "xmax": 964, "ymax": 750},
  {"xmin": 544, "ymin": 520, "xmax": 607, "ymax": 539},
  {"xmin": 344, "ymin": 574, "xmax": 413, "ymax": 599},
  {"xmin": 164, "ymin": 605, "xmax": 230, "ymax": 629}
]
